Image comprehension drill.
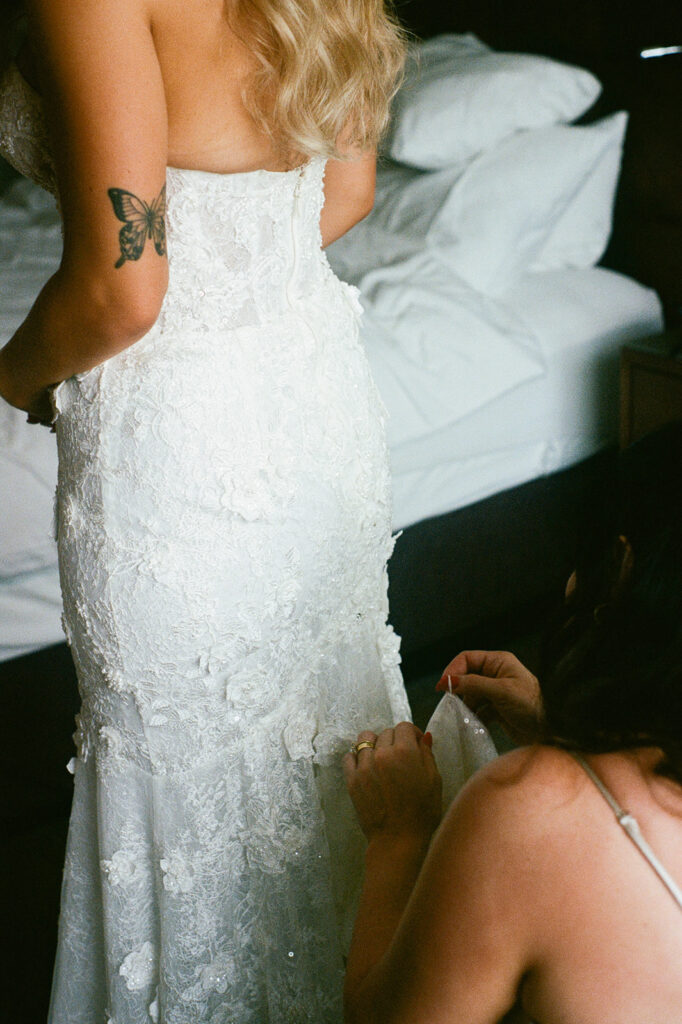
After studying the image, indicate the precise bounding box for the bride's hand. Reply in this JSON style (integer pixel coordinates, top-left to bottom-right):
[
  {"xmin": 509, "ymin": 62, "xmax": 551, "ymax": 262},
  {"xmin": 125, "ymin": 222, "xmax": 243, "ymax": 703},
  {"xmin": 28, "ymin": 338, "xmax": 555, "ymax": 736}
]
[
  {"xmin": 343, "ymin": 722, "xmax": 442, "ymax": 843},
  {"xmin": 0, "ymin": 357, "xmax": 57, "ymax": 428},
  {"xmin": 25, "ymin": 388, "xmax": 58, "ymax": 429},
  {"xmin": 437, "ymin": 650, "xmax": 542, "ymax": 744}
]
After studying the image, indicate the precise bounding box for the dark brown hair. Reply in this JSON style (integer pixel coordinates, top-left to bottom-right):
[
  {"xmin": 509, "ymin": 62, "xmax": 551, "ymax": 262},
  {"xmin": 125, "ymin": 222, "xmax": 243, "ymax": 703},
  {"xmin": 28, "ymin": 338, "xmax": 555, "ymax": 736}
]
[{"xmin": 540, "ymin": 421, "xmax": 682, "ymax": 784}]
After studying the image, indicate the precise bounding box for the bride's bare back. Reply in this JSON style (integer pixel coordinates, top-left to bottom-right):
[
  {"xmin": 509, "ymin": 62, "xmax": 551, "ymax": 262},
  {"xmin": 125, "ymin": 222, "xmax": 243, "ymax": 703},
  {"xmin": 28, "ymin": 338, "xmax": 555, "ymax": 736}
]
[
  {"xmin": 149, "ymin": 0, "xmax": 290, "ymax": 174},
  {"xmin": 146, "ymin": 0, "xmax": 378, "ymax": 244}
]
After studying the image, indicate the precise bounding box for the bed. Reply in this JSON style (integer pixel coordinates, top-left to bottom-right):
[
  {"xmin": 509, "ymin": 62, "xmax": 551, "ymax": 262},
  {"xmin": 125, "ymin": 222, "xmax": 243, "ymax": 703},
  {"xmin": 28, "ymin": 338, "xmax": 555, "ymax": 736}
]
[
  {"xmin": 379, "ymin": 0, "xmax": 681, "ymax": 656},
  {"xmin": 1, "ymin": 0, "xmax": 679, "ymax": 665},
  {"xmin": 0, "ymin": 176, "xmax": 63, "ymax": 661}
]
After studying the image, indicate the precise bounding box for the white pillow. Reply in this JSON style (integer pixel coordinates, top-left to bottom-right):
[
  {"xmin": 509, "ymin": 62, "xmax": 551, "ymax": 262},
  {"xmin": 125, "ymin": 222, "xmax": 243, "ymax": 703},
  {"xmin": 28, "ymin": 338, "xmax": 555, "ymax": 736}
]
[
  {"xmin": 531, "ymin": 121, "xmax": 627, "ymax": 271},
  {"xmin": 328, "ymin": 113, "xmax": 628, "ymax": 296},
  {"xmin": 388, "ymin": 33, "xmax": 602, "ymax": 170},
  {"xmin": 429, "ymin": 112, "xmax": 628, "ymax": 293}
]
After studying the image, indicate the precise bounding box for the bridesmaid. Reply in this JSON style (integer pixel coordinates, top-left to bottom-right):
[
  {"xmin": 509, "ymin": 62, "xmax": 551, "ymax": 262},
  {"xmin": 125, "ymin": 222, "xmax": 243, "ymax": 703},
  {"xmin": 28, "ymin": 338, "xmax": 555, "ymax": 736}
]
[{"xmin": 345, "ymin": 423, "xmax": 682, "ymax": 1024}]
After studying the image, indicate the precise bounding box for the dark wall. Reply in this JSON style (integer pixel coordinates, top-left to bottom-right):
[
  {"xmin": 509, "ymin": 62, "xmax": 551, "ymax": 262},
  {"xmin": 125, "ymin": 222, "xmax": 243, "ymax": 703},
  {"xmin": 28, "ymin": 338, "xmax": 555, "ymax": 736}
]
[{"xmin": 397, "ymin": 0, "xmax": 681, "ymax": 63}]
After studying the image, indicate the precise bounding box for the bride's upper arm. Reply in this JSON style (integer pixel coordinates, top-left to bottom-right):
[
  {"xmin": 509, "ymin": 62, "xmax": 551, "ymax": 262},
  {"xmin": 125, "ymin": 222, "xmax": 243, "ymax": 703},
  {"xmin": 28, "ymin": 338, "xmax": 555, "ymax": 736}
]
[
  {"xmin": 27, "ymin": 0, "xmax": 168, "ymax": 324},
  {"xmin": 323, "ymin": 147, "xmax": 376, "ymax": 221}
]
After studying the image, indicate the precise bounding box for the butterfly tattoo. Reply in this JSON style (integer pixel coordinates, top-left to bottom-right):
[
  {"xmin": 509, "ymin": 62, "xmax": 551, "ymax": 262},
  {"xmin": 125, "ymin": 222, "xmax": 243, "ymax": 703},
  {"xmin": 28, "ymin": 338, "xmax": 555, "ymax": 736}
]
[{"xmin": 107, "ymin": 185, "xmax": 167, "ymax": 268}]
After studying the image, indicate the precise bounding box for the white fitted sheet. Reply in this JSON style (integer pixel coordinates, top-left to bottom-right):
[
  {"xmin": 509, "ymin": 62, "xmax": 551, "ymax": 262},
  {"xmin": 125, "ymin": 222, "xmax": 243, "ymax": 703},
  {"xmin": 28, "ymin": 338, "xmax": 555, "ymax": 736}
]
[{"xmin": 388, "ymin": 267, "xmax": 663, "ymax": 529}]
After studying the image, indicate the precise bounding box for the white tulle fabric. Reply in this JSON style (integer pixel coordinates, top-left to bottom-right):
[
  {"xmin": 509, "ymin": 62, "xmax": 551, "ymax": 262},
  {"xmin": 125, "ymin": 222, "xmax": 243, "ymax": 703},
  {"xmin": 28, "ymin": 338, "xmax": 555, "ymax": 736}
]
[
  {"xmin": 425, "ymin": 694, "xmax": 498, "ymax": 812},
  {"xmin": 1, "ymin": 64, "xmax": 411, "ymax": 1024}
]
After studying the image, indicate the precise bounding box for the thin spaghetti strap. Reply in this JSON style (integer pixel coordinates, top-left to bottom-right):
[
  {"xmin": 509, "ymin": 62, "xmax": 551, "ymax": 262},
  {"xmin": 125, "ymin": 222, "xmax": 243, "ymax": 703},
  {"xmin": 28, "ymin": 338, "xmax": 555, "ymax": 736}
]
[{"xmin": 571, "ymin": 753, "xmax": 682, "ymax": 911}]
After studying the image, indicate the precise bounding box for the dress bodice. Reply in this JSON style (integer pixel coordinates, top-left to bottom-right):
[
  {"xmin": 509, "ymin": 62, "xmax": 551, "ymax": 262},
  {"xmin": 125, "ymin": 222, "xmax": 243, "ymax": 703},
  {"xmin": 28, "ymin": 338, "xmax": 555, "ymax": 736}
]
[
  {"xmin": 160, "ymin": 159, "xmax": 334, "ymax": 332},
  {"xmin": 0, "ymin": 62, "xmax": 340, "ymax": 332}
]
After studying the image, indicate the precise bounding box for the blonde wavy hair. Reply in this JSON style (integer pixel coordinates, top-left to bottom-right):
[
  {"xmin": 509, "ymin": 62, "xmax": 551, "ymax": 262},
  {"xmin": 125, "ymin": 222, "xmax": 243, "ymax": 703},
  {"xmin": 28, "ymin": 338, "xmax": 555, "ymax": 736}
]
[{"xmin": 228, "ymin": 0, "xmax": 408, "ymax": 162}]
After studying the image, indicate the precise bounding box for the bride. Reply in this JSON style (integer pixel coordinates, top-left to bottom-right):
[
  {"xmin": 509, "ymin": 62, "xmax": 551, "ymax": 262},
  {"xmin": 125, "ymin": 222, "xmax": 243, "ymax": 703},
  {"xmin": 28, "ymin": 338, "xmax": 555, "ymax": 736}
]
[{"xmin": 0, "ymin": 1, "xmax": 411, "ymax": 1020}]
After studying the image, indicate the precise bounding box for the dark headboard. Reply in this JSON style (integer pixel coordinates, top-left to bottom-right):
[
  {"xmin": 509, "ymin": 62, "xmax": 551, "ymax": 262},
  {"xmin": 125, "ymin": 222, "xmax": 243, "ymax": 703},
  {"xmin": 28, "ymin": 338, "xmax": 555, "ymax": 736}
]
[{"xmin": 396, "ymin": 0, "xmax": 682, "ymax": 325}]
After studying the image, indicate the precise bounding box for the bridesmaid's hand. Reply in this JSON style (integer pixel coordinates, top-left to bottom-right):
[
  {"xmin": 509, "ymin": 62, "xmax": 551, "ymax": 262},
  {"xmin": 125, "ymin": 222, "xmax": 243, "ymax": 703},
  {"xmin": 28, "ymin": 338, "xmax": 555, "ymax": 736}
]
[
  {"xmin": 437, "ymin": 650, "xmax": 542, "ymax": 744},
  {"xmin": 344, "ymin": 722, "xmax": 442, "ymax": 843}
]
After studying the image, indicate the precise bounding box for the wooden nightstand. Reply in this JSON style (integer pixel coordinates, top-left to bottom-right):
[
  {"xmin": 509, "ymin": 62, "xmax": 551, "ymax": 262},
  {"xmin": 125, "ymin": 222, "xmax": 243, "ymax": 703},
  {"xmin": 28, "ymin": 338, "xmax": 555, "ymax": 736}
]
[{"xmin": 620, "ymin": 328, "xmax": 682, "ymax": 448}]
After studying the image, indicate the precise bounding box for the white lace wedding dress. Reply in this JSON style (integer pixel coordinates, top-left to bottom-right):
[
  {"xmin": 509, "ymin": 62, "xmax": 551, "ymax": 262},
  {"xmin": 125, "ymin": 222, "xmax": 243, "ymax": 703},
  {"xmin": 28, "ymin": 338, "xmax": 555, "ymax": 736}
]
[{"xmin": 0, "ymin": 64, "xmax": 411, "ymax": 1024}]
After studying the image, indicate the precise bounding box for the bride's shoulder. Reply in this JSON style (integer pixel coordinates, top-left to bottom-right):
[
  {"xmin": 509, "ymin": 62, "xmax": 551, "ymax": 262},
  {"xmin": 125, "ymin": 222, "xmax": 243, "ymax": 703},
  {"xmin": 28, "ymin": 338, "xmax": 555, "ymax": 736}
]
[
  {"xmin": 29, "ymin": 0, "xmax": 149, "ymax": 15},
  {"xmin": 28, "ymin": 0, "xmax": 154, "ymax": 43}
]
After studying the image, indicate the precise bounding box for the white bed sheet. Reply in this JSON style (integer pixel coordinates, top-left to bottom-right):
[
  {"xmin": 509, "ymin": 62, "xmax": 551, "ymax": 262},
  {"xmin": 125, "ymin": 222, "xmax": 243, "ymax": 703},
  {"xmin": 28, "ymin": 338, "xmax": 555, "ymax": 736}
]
[
  {"xmin": 388, "ymin": 267, "xmax": 663, "ymax": 530},
  {"xmin": 0, "ymin": 176, "xmax": 63, "ymax": 660},
  {"xmin": 0, "ymin": 564, "xmax": 63, "ymax": 661},
  {"xmin": 0, "ymin": 401, "xmax": 60, "ymax": 661}
]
